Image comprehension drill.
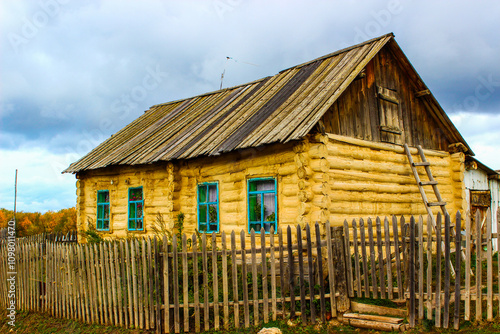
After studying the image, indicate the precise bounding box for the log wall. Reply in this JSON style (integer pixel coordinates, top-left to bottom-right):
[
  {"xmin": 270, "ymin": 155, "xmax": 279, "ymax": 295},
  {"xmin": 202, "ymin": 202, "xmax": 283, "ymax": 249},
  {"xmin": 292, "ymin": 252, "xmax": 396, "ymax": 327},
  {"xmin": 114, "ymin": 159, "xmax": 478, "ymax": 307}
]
[{"xmin": 76, "ymin": 133, "xmax": 466, "ymax": 240}]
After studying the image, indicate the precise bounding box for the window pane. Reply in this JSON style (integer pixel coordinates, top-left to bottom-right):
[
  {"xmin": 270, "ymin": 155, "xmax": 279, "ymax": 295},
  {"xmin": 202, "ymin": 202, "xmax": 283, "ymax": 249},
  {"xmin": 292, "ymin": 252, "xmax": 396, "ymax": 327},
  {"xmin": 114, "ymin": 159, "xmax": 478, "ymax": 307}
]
[
  {"xmin": 130, "ymin": 188, "xmax": 142, "ymax": 201},
  {"xmin": 198, "ymin": 185, "xmax": 207, "ymax": 203},
  {"xmin": 129, "ymin": 203, "xmax": 136, "ymax": 219},
  {"xmin": 136, "ymin": 219, "xmax": 143, "ymax": 230},
  {"xmin": 209, "ymin": 204, "xmax": 217, "ymax": 223},
  {"xmin": 199, "ymin": 205, "xmax": 207, "ymax": 223},
  {"xmin": 97, "ymin": 205, "xmax": 104, "ymax": 219},
  {"xmin": 103, "ymin": 204, "xmax": 110, "ymax": 219},
  {"xmin": 249, "ymin": 222, "xmax": 261, "ymax": 232},
  {"xmin": 251, "ymin": 179, "xmax": 274, "ymax": 192},
  {"xmin": 98, "ymin": 191, "xmax": 108, "ymax": 203},
  {"xmin": 137, "ymin": 203, "xmax": 143, "ymax": 218},
  {"xmin": 129, "ymin": 219, "xmax": 136, "ymax": 230},
  {"xmin": 208, "ymin": 185, "xmax": 217, "ymax": 202},
  {"xmin": 199, "ymin": 223, "xmax": 207, "ymax": 233},
  {"xmin": 263, "ymin": 193, "xmax": 276, "ymax": 222},
  {"xmin": 249, "ymin": 194, "xmax": 261, "ymax": 222},
  {"xmin": 103, "ymin": 220, "xmax": 109, "ymax": 230}
]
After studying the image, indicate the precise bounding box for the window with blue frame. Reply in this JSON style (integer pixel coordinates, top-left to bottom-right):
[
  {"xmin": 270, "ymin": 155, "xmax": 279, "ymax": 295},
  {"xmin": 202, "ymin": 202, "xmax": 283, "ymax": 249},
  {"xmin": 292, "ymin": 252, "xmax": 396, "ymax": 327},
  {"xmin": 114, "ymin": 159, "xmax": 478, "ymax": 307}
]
[
  {"xmin": 128, "ymin": 187, "xmax": 144, "ymax": 230},
  {"xmin": 96, "ymin": 190, "xmax": 110, "ymax": 231},
  {"xmin": 248, "ymin": 178, "xmax": 277, "ymax": 233},
  {"xmin": 197, "ymin": 183, "xmax": 219, "ymax": 233}
]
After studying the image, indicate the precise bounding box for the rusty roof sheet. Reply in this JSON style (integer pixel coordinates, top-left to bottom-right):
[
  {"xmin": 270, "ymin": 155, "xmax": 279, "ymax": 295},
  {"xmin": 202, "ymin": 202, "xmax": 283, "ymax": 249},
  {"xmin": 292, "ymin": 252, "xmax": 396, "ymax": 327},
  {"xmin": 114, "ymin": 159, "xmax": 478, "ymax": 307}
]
[{"xmin": 64, "ymin": 33, "xmax": 410, "ymax": 173}]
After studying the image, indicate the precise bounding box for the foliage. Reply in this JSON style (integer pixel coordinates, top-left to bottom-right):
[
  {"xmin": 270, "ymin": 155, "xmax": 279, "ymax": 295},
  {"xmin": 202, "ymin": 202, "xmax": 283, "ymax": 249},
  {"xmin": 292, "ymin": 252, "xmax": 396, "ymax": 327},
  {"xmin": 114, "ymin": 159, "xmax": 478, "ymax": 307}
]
[
  {"xmin": 82, "ymin": 217, "xmax": 104, "ymax": 243},
  {"xmin": 0, "ymin": 207, "xmax": 76, "ymax": 237}
]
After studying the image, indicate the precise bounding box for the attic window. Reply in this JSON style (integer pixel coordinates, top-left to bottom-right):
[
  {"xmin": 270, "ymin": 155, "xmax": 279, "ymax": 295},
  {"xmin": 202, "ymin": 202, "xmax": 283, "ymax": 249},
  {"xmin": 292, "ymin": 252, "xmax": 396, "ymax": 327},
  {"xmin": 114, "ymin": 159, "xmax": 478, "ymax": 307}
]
[
  {"xmin": 96, "ymin": 190, "xmax": 110, "ymax": 231},
  {"xmin": 197, "ymin": 183, "xmax": 219, "ymax": 233},
  {"xmin": 128, "ymin": 187, "xmax": 144, "ymax": 231},
  {"xmin": 248, "ymin": 178, "xmax": 277, "ymax": 233}
]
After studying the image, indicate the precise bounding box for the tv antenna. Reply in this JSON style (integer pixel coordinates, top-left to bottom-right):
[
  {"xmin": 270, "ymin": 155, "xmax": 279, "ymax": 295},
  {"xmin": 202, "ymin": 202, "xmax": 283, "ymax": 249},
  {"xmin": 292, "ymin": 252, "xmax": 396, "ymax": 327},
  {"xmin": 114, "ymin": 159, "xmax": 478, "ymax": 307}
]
[{"xmin": 220, "ymin": 56, "xmax": 259, "ymax": 90}]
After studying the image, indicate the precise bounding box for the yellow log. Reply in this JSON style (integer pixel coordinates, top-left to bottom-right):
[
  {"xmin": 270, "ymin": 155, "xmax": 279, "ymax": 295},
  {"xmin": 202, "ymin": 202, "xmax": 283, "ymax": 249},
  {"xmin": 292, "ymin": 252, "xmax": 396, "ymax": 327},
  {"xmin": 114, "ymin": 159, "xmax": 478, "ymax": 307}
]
[
  {"xmin": 298, "ymin": 179, "xmax": 310, "ymax": 190},
  {"xmin": 297, "ymin": 166, "xmax": 312, "ymax": 179},
  {"xmin": 311, "ymin": 158, "xmax": 330, "ymax": 173},
  {"xmin": 298, "ymin": 191, "xmax": 313, "ymax": 203}
]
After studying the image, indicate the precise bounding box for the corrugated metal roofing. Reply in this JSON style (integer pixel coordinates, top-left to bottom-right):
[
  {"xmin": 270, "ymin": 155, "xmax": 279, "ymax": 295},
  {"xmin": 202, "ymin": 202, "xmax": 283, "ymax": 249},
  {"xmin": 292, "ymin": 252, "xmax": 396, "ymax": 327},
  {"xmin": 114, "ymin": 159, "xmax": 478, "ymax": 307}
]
[{"xmin": 66, "ymin": 33, "xmax": 460, "ymax": 174}]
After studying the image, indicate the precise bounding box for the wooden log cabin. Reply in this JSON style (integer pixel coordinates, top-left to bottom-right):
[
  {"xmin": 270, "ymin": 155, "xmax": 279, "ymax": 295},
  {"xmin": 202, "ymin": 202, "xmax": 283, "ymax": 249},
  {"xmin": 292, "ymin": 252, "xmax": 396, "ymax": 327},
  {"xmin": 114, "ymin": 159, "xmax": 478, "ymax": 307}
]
[{"xmin": 64, "ymin": 33, "xmax": 485, "ymax": 240}]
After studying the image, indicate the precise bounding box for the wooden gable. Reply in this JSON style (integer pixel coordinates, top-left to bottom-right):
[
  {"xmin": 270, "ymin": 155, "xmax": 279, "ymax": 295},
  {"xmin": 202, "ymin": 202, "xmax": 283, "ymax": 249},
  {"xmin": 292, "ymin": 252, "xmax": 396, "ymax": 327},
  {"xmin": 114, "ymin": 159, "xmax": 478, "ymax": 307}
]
[{"xmin": 320, "ymin": 42, "xmax": 457, "ymax": 152}]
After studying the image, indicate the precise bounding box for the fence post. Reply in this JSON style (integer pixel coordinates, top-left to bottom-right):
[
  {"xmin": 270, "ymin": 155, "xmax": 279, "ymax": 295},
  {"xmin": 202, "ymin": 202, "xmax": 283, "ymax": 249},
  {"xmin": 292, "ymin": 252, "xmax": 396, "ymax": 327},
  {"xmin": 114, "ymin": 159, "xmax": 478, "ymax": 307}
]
[{"xmin": 331, "ymin": 226, "xmax": 349, "ymax": 313}]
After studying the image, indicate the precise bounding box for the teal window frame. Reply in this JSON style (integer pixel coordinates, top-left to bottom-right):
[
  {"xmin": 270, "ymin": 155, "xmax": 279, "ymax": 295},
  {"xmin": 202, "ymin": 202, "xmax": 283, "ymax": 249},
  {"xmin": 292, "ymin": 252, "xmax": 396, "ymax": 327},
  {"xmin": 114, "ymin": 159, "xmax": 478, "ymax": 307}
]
[
  {"xmin": 128, "ymin": 187, "xmax": 144, "ymax": 231},
  {"xmin": 247, "ymin": 178, "xmax": 277, "ymax": 233},
  {"xmin": 197, "ymin": 182, "xmax": 219, "ymax": 233},
  {"xmin": 96, "ymin": 190, "xmax": 110, "ymax": 231}
]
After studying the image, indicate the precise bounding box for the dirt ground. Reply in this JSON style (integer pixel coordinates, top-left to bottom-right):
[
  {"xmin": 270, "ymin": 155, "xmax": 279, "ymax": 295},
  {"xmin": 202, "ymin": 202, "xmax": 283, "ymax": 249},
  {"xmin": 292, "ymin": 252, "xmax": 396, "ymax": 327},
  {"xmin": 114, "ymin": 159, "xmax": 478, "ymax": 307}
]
[{"xmin": 1, "ymin": 309, "xmax": 500, "ymax": 334}]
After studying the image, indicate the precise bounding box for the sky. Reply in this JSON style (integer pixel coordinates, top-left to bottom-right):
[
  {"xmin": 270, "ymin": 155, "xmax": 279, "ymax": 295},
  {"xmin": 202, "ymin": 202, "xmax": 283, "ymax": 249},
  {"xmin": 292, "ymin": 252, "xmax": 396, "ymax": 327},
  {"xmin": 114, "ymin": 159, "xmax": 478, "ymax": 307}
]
[{"xmin": 1, "ymin": 0, "xmax": 499, "ymax": 213}]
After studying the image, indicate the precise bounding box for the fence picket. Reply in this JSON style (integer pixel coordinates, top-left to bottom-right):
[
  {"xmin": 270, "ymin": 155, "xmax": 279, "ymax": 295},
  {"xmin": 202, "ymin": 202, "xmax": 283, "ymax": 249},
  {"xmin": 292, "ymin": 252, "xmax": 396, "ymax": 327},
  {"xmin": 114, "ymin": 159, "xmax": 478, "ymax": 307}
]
[
  {"xmin": 383, "ymin": 217, "xmax": 393, "ymax": 300},
  {"xmin": 172, "ymin": 235, "xmax": 180, "ymax": 333},
  {"xmin": 418, "ymin": 215, "xmax": 424, "ymax": 320},
  {"xmin": 368, "ymin": 218, "xmax": 378, "ymax": 299},
  {"xmin": 352, "ymin": 220, "xmax": 361, "ymax": 298},
  {"xmin": 287, "ymin": 226, "xmax": 296, "ymax": 319},
  {"xmin": 306, "ymin": 224, "xmax": 315, "ymax": 324},
  {"xmin": 475, "ymin": 210, "xmax": 482, "ymax": 322},
  {"xmin": 163, "ymin": 236, "xmax": 170, "ymax": 334},
  {"xmin": 426, "ymin": 214, "xmax": 433, "ymax": 321},
  {"xmin": 359, "ymin": 219, "xmax": 369, "ymax": 298},
  {"xmin": 270, "ymin": 227, "xmax": 277, "ymax": 322},
  {"xmin": 454, "ymin": 212, "xmax": 462, "ymax": 330},
  {"xmin": 230, "ymin": 231, "xmax": 239, "ymax": 329},
  {"xmin": 325, "ymin": 221, "xmax": 337, "ymax": 318},
  {"xmin": 409, "ymin": 216, "xmax": 415, "ymax": 327},
  {"xmin": 182, "ymin": 235, "xmax": 189, "ymax": 332},
  {"xmin": 376, "ymin": 217, "xmax": 385, "ymax": 299},
  {"xmin": 465, "ymin": 212, "xmax": 471, "ymax": 321},
  {"xmin": 343, "ymin": 220, "xmax": 354, "ymax": 297},
  {"xmin": 435, "ymin": 213, "xmax": 442, "ymax": 328},
  {"xmin": 251, "ymin": 229, "xmax": 258, "ymax": 326},
  {"xmin": 222, "ymin": 232, "xmax": 229, "ymax": 329},
  {"xmin": 444, "ymin": 213, "xmax": 451, "ymax": 328},
  {"xmin": 193, "ymin": 235, "xmax": 200, "ymax": 333},
  {"xmin": 392, "ymin": 216, "xmax": 403, "ymax": 300},
  {"xmin": 315, "ymin": 223, "xmax": 326, "ymax": 322},
  {"xmin": 240, "ymin": 230, "xmax": 250, "ymax": 328},
  {"xmin": 278, "ymin": 228, "xmax": 286, "ymax": 319},
  {"xmin": 297, "ymin": 225, "xmax": 307, "ymax": 324},
  {"xmin": 486, "ymin": 208, "xmax": 493, "ymax": 321},
  {"xmin": 261, "ymin": 228, "xmax": 269, "ymax": 324}
]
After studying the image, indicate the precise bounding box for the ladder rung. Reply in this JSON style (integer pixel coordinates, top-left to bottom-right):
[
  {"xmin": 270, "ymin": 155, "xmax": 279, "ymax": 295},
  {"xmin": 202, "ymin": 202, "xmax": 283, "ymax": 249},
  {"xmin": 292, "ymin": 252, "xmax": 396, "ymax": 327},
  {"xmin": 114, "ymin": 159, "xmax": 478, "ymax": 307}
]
[
  {"xmin": 428, "ymin": 201, "xmax": 447, "ymax": 207},
  {"xmin": 413, "ymin": 162, "xmax": 430, "ymax": 167},
  {"xmin": 419, "ymin": 181, "xmax": 438, "ymax": 186}
]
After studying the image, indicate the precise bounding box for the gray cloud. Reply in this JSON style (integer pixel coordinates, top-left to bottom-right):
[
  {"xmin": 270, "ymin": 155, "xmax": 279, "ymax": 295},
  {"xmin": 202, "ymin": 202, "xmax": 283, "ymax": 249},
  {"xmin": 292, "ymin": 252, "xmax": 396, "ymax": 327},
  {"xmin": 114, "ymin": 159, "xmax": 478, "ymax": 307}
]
[{"xmin": 1, "ymin": 0, "xmax": 499, "ymax": 211}]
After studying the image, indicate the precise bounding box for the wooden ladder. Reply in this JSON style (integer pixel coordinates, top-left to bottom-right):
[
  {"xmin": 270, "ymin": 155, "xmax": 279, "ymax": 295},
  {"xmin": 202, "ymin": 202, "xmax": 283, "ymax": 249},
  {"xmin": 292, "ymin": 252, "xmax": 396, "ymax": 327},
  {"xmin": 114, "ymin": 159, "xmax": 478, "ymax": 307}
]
[
  {"xmin": 404, "ymin": 143, "xmax": 460, "ymax": 276},
  {"xmin": 404, "ymin": 144, "xmax": 448, "ymax": 218}
]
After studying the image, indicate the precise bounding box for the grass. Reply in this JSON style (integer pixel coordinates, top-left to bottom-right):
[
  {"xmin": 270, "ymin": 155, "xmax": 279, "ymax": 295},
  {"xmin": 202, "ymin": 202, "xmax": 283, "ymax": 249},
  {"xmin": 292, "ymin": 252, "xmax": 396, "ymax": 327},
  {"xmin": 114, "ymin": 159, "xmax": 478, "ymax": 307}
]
[{"xmin": 3, "ymin": 309, "xmax": 500, "ymax": 333}]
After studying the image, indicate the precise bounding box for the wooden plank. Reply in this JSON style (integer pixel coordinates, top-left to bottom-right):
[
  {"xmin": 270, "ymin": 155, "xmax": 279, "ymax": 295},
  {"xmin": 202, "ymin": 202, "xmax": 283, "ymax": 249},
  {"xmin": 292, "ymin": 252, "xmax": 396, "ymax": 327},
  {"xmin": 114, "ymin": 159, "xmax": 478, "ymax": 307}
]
[
  {"xmin": 367, "ymin": 218, "xmax": 378, "ymax": 299},
  {"xmin": 87, "ymin": 244, "xmax": 97, "ymax": 324},
  {"xmin": 315, "ymin": 223, "xmax": 326, "ymax": 322},
  {"xmin": 297, "ymin": 225, "xmax": 307, "ymax": 324},
  {"xmin": 418, "ymin": 216, "xmax": 424, "ymax": 321},
  {"xmin": 443, "ymin": 213, "xmax": 451, "ymax": 328},
  {"xmin": 475, "ymin": 210, "xmax": 482, "ymax": 322},
  {"xmin": 240, "ymin": 230, "xmax": 249, "ymax": 328},
  {"xmin": 143, "ymin": 239, "xmax": 150, "ymax": 330},
  {"xmin": 343, "ymin": 312, "xmax": 403, "ymax": 324},
  {"xmin": 306, "ymin": 224, "xmax": 315, "ymax": 324},
  {"xmin": 105, "ymin": 243, "xmax": 113, "ymax": 325},
  {"xmin": 426, "ymin": 215, "xmax": 433, "ymax": 321},
  {"xmin": 359, "ymin": 219, "xmax": 370, "ymax": 298},
  {"xmin": 376, "ymin": 217, "xmax": 385, "ymax": 299},
  {"xmin": 325, "ymin": 222, "xmax": 337, "ymax": 317},
  {"xmin": 270, "ymin": 227, "xmax": 277, "ymax": 322},
  {"xmin": 454, "ymin": 212, "xmax": 462, "ymax": 330},
  {"xmin": 182, "ymin": 235, "xmax": 189, "ymax": 332},
  {"xmin": 343, "ymin": 220, "xmax": 354, "ymax": 298},
  {"xmin": 115, "ymin": 242, "xmax": 123, "ymax": 327},
  {"xmin": 383, "ymin": 217, "xmax": 393, "ymax": 300},
  {"xmin": 435, "ymin": 213, "xmax": 442, "ymax": 328},
  {"xmin": 111, "ymin": 243, "xmax": 118, "ymax": 326},
  {"xmin": 486, "ymin": 208, "xmax": 493, "ymax": 321},
  {"xmin": 352, "ymin": 220, "xmax": 362, "ymax": 297},
  {"xmin": 212, "ymin": 233, "xmax": 220, "ymax": 330},
  {"xmin": 193, "ymin": 235, "xmax": 200, "ymax": 333},
  {"xmin": 147, "ymin": 238, "xmax": 154, "ymax": 330},
  {"xmin": 261, "ymin": 228, "xmax": 269, "ymax": 324},
  {"xmin": 78, "ymin": 245, "xmax": 87, "ymax": 322},
  {"xmin": 465, "ymin": 212, "xmax": 471, "ymax": 321},
  {"xmin": 202, "ymin": 233, "xmax": 209, "ymax": 331},
  {"xmin": 230, "ymin": 231, "xmax": 239, "ymax": 329},
  {"xmin": 409, "ymin": 216, "xmax": 415, "ymax": 328},
  {"xmin": 392, "ymin": 216, "xmax": 403, "ymax": 300},
  {"xmin": 342, "ymin": 318, "xmax": 404, "ymax": 332},
  {"xmin": 287, "ymin": 226, "xmax": 296, "ymax": 319},
  {"xmin": 278, "ymin": 228, "xmax": 286, "ymax": 319},
  {"xmin": 96, "ymin": 243, "xmax": 105, "ymax": 324},
  {"xmin": 153, "ymin": 238, "xmax": 160, "ymax": 334},
  {"xmin": 350, "ymin": 301, "xmax": 407, "ymax": 317},
  {"xmin": 163, "ymin": 236, "xmax": 170, "ymax": 334},
  {"xmin": 137, "ymin": 240, "xmax": 144, "ymax": 329},
  {"xmin": 126, "ymin": 241, "xmax": 134, "ymax": 327},
  {"xmin": 250, "ymin": 229, "xmax": 258, "ymax": 326},
  {"xmin": 222, "ymin": 232, "xmax": 229, "ymax": 329},
  {"xmin": 172, "ymin": 235, "xmax": 180, "ymax": 333}
]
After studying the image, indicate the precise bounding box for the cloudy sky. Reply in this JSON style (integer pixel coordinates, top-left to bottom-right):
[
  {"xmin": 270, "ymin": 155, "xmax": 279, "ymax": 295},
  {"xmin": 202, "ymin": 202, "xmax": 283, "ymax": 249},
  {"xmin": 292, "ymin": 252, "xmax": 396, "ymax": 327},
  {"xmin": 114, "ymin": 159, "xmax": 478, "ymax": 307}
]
[{"xmin": 1, "ymin": 0, "xmax": 499, "ymax": 213}]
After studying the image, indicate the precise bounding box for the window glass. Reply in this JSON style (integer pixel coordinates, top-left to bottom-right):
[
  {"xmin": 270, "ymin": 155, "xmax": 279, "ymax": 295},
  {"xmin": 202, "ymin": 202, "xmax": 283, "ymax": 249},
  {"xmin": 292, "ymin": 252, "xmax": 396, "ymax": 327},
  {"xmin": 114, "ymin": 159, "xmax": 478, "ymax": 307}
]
[
  {"xmin": 248, "ymin": 178, "xmax": 277, "ymax": 233},
  {"xmin": 97, "ymin": 190, "xmax": 110, "ymax": 231},
  {"xmin": 197, "ymin": 183, "xmax": 219, "ymax": 233},
  {"xmin": 128, "ymin": 187, "xmax": 144, "ymax": 231}
]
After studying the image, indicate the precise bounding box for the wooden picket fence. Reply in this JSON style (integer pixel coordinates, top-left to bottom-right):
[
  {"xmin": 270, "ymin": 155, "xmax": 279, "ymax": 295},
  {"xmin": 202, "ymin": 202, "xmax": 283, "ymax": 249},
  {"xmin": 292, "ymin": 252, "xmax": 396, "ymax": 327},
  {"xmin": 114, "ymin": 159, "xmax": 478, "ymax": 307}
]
[
  {"xmin": 0, "ymin": 223, "xmax": 347, "ymax": 333},
  {"xmin": 344, "ymin": 209, "xmax": 500, "ymax": 329}
]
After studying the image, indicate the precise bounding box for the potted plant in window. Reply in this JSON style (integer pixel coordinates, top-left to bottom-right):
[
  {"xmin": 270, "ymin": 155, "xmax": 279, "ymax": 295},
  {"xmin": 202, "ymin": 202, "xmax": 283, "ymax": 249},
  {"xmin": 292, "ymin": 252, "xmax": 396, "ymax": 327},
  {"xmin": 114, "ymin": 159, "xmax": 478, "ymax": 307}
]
[{"xmin": 264, "ymin": 212, "xmax": 275, "ymax": 232}]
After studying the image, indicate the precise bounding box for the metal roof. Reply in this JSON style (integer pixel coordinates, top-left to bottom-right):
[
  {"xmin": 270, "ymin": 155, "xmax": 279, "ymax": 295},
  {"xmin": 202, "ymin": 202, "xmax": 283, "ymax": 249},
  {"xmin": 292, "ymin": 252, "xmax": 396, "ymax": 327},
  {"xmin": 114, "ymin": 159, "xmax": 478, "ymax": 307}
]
[{"xmin": 63, "ymin": 33, "xmax": 469, "ymax": 174}]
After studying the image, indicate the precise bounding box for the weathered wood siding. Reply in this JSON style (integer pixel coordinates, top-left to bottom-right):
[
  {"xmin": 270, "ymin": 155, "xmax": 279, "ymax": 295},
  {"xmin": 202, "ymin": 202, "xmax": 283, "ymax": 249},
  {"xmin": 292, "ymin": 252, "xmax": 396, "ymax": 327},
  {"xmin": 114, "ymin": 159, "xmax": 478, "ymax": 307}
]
[{"xmin": 321, "ymin": 47, "xmax": 452, "ymax": 151}]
